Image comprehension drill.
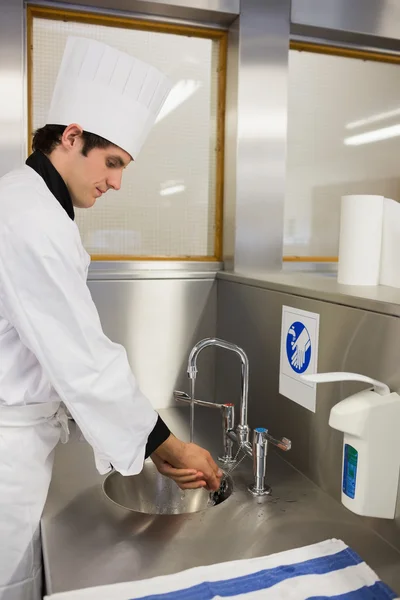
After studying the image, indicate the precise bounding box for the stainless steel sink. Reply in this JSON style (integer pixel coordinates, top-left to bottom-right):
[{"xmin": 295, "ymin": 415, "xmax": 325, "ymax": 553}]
[{"xmin": 102, "ymin": 459, "xmax": 233, "ymax": 515}]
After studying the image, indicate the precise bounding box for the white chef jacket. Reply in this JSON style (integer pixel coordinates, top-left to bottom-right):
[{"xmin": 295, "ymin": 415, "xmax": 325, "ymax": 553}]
[{"xmin": 0, "ymin": 164, "xmax": 159, "ymax": 475}]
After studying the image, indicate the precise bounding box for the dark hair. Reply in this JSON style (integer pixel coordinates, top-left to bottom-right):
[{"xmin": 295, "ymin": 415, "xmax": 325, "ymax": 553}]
[{"xmin": 32, "ymin": 124, "xmax": 113, "ymax": 156}]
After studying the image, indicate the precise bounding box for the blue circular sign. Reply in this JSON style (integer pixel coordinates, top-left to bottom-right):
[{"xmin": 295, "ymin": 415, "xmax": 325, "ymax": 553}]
[{"xmin": 286, "ymin": 321, "xmax": 311, "ymax": 374}]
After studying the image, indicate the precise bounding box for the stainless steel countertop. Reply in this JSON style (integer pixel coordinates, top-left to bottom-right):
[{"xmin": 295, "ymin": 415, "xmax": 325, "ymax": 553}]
[
  {"xmin": 42, "ymin": 408, "xmax": 400, "ymax": 596},
  {"xmin": 218, "ymin": 270, "xmax": 400, "ymax": 317}
]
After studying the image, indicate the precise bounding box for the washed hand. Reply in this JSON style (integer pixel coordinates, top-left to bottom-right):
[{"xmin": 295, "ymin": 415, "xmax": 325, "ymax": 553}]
[
  {"xmin": 152, "ymin": 435, "xmax": 223, "ymax": 491},
  {"xmin": 150, "ymin": 453, "xmax": 206, "ymax": 490}
]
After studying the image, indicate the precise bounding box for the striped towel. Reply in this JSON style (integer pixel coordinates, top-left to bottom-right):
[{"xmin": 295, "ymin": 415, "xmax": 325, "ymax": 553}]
[{"xmin": 45, "ymin": 539, "xmax": 399, "ymax": 600}]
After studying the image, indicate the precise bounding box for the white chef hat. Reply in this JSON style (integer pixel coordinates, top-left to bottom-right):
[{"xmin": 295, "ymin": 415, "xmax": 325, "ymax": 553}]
[{"xmin": 46, "ymin": 36, "xmax": 172, "ymax": 159}]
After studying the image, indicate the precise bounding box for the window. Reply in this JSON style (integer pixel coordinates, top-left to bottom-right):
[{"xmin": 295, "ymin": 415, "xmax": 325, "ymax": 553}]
[
  {"xmin": 28, "ymin": 6, "xmax": 227, "ymax": 260},
  {"xmin": 284, "ymin": 43, "xmax": 400, "ymax": 263}
]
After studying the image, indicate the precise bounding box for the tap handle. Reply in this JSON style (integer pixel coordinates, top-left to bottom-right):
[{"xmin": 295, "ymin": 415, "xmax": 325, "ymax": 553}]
[
  {"xmin": 253, "ymin": 427, "xmax": 267, "ymax": 445},
  {"xmin": 249, "ymin": 428, "xmax": 270, "ymax": 496},
  {"xmin": 263, "ymin": 431, "xmax": 291, "ymax": 451},
  {"xmin": 173, "ymin": 390, "xmax": 226, "ymax": 410}
]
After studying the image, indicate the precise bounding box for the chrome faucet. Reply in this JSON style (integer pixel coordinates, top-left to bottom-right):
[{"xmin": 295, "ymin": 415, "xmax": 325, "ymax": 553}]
[
  {"xmin": 187, "ymin": 337, "xmax": 251, "ymax": 446},
  {"xmin": 174, "ymin": 337, "xmax": 291, "ymax": 496}
]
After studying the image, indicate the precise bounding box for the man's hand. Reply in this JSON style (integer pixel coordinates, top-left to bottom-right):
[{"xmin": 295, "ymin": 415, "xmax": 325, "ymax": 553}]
[
  {"xmin": 150, "ymin": 453, "xmax": 206, "ymax": 490},
  {"xmin": 152, "ymin": 435, "xmax": 223, "ymax": 491}
]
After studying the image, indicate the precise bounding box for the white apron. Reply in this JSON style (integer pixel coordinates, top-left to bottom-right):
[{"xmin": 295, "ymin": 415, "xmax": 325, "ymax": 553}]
[{"xmin": 0, "ymin": 402, "xmax": 69, "ymax": 600}]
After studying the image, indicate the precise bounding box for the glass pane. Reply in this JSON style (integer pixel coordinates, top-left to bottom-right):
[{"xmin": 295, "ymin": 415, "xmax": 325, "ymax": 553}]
[
  {"xmin": 32, "ymin": 16, "xmax": 219, "ymax": 257},
  {"xmin": 285, "ymin": 49, "xmax": 400, "ymax": 258}
]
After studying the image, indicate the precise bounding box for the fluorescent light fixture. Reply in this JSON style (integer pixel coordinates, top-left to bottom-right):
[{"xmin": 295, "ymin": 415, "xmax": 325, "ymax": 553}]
[
  {"xmin": 160, "ymin": 184, "xmax": 185, "ymax": 196},
  {"xmin": 346, "ymin": 108, "xmax": 400, "ymax": 130},
  {"xmin": 344, "ymin": 124, "xmax": 400, "ymax": 146},
  {"xmin": 155, "ymin": 79, "xmax": 202, "ymax": 123}
]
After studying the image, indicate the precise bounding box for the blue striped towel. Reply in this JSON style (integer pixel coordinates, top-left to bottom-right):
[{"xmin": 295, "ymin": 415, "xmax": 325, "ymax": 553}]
[{"xmin": 45, "ymin": 539, "xmax": 399, "ymax": 600}]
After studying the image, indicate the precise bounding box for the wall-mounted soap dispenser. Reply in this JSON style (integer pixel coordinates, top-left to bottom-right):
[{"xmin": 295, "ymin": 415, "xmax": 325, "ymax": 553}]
[{"xmin": 302, "ymin": 372, "xmax": 400, "ymax": 519}]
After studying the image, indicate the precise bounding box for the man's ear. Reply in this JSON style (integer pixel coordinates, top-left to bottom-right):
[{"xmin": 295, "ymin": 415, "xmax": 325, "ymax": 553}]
[{"xmin": 60, "ymin": 123, "xmax": 84, "ymax": 150}]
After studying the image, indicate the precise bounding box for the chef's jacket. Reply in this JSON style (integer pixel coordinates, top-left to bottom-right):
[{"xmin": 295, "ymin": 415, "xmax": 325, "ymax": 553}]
[{"xmin": 0, "ymin": 150, "xmax": 170, "ymax": 475}]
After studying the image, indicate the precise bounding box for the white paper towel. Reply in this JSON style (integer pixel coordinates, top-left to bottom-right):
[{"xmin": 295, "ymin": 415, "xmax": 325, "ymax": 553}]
[
  {"xmin": 337, "ymin": 194, "xmax": 384, "ymax": 286},
  {"xmin": 379, "ymin": 197, "xmax": 400, "ymax": 289}
]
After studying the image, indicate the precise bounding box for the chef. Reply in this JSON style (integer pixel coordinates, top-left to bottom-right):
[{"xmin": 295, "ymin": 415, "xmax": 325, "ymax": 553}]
[{"xmin": 0, "ymin": 36, "xmax": 222, "ymax": 600}]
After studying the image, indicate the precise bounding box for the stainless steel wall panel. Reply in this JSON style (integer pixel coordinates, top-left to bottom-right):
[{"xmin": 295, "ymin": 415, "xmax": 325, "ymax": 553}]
[
  {"xmin": 35, "ymin": 0, "xmax": 239, "ymax": 27},
  {"xmin": 292, "ymin": 0, "xmax": 400, "ymax": 40},
  {"xmin": 222, "ymin": 16, "xmax": 239, "ymax": 270},
  {"xmin": 216, "ymin": 278, "xmax": 400, "ymax": 551},
  {"xmin": 291, "ymin": 0, "xmax": 400, "ymax": 50},
  {"xmin": 0, "ymin": 0, "xmax": 25, "ymax": 176},
  {"xmin": 234, "ymin": 0, "xmax": 290, "ymax": 273},
  {"xmin": 88, "ymin": 278, "xmax": 217, "ymax": 413}
]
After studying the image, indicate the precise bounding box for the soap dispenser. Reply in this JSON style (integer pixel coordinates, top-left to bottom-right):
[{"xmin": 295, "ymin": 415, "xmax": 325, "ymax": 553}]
[{"xmin": 302, "ymin": 372, "xmax": 400, "ymax": 519}]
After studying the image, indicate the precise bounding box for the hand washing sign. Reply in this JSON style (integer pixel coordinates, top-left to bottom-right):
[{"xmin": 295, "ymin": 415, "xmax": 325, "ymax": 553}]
[
  {"xmin": 286, "ymin": 321, "xmax": 311, "ymax": 373},
  {"xmin": 279, "ymin": 306, "xmax": 320, "ymax": 412}
]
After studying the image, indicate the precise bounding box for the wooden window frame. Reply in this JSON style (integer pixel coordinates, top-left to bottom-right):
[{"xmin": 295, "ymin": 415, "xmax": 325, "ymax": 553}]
[
  {"xmin": 284, "ymin": 40, "xmax": 400, "ymax": 264},
  {"xmin": 26, "ymin": 5, "xmax": 227, "ymax": 262}
]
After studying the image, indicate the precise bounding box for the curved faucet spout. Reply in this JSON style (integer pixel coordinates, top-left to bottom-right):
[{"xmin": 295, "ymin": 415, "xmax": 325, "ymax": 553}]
[{"xmin": 187, "ymin": 337, "xmax": 249, "ymax": 435}]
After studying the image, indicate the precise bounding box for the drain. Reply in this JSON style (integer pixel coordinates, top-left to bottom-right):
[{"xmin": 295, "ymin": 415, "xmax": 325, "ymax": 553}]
[{"xmin": 209, "ymin": 477, "xmax": 231, "ymax": 507}]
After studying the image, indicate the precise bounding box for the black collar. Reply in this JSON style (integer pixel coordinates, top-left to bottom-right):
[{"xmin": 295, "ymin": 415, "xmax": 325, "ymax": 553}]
[{"xmin": 26, "ymin": 150, "xmax": 75, "ymax": 221}]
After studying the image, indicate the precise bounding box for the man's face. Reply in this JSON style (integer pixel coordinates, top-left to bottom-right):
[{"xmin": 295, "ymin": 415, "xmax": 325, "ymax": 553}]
[{"xmin": 65, "ymin": 138, "xmax": 132, "ymax": 209}]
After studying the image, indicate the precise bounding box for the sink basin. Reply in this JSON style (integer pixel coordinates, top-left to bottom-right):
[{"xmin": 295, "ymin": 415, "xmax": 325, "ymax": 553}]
[{"xmin": 103, "ymin": 459, "xmax": 233, "ymax": 515}]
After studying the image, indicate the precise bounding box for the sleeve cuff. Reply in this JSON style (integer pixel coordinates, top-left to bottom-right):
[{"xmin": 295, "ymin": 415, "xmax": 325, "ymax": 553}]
[{"xmin": 145, "ymin": 415, "xmax": 171, "ymax": 458}]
